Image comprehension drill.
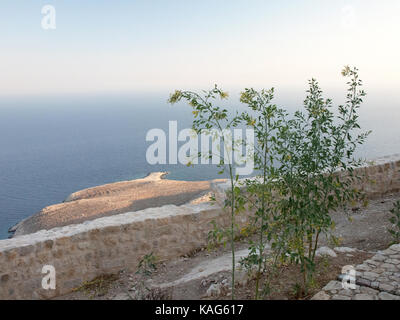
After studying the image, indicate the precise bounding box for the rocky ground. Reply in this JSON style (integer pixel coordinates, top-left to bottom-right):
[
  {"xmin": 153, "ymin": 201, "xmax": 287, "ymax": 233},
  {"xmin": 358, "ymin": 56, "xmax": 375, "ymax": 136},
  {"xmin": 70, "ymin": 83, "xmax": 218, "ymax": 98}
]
[
  {"xmin": 10, "ymin": 173, "xmax": 222, "ymax": 237},
  {"xmin": 312, "ymin": 244, "xmax": 400, "ymax": 300},
  {"xmin": 55, "ymin": 192, "xmax": 400, "ymax": 300}
]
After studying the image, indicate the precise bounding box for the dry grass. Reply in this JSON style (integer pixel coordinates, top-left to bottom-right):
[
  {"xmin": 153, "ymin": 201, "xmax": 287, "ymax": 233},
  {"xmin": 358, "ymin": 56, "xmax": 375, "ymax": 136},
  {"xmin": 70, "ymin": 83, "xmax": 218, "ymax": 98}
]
[{"xmin": 72, "ymin": 274, "xmax": 120, "ymax": 299}]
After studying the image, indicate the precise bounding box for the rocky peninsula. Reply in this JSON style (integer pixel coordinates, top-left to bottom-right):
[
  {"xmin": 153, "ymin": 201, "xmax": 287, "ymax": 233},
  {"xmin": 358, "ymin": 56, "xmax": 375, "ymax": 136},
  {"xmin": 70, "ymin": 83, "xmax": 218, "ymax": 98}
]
[{"xmin": 10, "ymin": 172, "xmax": 224, "ymax": 237}]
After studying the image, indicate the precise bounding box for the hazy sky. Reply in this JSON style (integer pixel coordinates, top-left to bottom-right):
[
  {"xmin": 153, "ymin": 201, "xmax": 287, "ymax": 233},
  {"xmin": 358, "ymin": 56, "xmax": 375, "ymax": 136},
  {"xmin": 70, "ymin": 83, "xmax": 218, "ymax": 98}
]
[{"xmin": 0, "ymin": 0, "xmax": 399, "ymax": 95}]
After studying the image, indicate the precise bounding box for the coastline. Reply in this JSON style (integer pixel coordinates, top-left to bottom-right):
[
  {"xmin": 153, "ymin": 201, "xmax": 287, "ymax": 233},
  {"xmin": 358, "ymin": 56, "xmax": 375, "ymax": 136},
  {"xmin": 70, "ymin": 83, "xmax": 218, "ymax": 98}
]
[
  {"xmin": 9, "ymin": 172, "xmax": 224, "ymax": 238},
  {"xmin": 9, "ymin": 153, "xmax": 400, "ymax": 238},
  {"xmin": 7, "ymin": 172, "xmax": 170, "ymax": 237}
]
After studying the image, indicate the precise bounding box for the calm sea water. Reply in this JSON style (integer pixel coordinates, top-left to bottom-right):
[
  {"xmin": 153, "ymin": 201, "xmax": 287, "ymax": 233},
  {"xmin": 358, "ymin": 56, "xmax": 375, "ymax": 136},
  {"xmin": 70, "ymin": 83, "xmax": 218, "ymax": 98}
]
[{"xmin": 0, "ymin": 90, "xmax": 399, "ymax": 239}]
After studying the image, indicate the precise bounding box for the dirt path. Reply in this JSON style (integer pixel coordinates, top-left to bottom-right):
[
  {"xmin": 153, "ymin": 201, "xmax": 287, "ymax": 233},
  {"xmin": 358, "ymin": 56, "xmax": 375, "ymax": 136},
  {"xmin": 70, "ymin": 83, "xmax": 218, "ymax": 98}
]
[{"xmin": 322, "ymin": 193, "xmax": 399, "ymax": 251}]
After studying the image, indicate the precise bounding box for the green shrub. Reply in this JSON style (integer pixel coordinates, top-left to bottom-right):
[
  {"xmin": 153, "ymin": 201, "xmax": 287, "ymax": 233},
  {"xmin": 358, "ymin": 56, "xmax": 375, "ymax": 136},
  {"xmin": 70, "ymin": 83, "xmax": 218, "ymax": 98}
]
[{"xmin": 275, "ymin": 66, "xmax": 370, "ymax": 295}]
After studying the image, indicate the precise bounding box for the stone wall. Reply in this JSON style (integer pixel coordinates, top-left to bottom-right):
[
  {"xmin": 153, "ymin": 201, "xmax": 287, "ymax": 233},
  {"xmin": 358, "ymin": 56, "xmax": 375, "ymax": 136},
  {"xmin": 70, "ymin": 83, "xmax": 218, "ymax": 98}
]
[
  {"xmin": 358, "ymin": 155, "xmax": 400, "ymax": 198},
  {"xmin": 0, "ymin": 154, "xmax": 399, "ymax": 299},
  {"xmin": 0, "ymin": 203, "xmax": 235, "ymax": 299},
  {"xmin": 213, "ymin": 154, "xmax": 400, "ymax": 205}
]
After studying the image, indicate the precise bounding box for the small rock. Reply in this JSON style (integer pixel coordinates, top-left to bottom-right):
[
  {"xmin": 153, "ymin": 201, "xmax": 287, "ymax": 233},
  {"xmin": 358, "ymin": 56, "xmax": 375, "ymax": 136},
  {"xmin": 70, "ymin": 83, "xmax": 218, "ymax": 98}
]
[
  {"xmin": 374, "ymin": 268, "xmax": 385, "ymax": 274},
  {"xmin": 334, "ymin": 247, "xmax": 357, "ymax": 253},
  {"xmin": 382, "ymin": 249, "xmax": 397, "ymax": 255},
  {"xmin": 113, "ymin": 293, "xmax": 131, "ymax": 300},
  {"xmin": 323, "ymin": 281, "xmax": 343, "ymax": 291},
  {"xmin": 386, "ymin": 259, "xmax": 400, "ymax": 265},
  {"xmin": 360, "ymin": 287, "xmax": 379, "ymax": 295},
  {"xmin": 389, "ymin": 244, "xmax": 400, "ymax": 252},
  {"xmin": 381, "ymin": 263, "xmax": 397, "ymax": 272},
  {"xmin": 206, "ymin": 283, "xmax": 223, "ymax": 297},
  {"xmin": 365, "ymin": 259, "xmax": 379, "ymax": 266},
  {"xmin": 311, "ymin": 291, "xmax": 331, "ymax": 300},
  {"xmin": 338, "ymin": 289, "xmax": 354, "ymax": 297},
  {"xmin": 332, "ymin": 295, "xmax": 351, "ymax": 300},
  {"xmin": 357, "ymin": 278, "xmax": 371, "ymax": 287},
  {"xmin": 363, "ymin": 272, "xmax": 379, "ymax": 281},
  {"xmin": 357, "ymin": 264, "xmax": 371, "ymax": 272},
  {"xmin": 354, "ymin": 294, "xmax": 374, "ymax": 300},
  {"xmin": 378, "ymin": 292, "xmax": 400, "ymax": 300},
  {"xmin": 379, "ymin": 283, "xmax": 395, "ymax": 292},
  {"xmin": 373, "ymin": 255, "xmax": 386, "ymax": 262},
  {"xmin": 316, "ymin": 247, "xmax": 337, "ymax": 258}
]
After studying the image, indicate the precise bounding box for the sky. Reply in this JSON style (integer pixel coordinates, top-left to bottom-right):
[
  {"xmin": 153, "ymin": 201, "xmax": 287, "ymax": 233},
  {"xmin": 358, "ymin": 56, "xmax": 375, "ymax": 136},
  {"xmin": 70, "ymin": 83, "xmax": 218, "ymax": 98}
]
[{"xmin": 0, "ymin": 0, "xmax": 399, "ymax": 96}]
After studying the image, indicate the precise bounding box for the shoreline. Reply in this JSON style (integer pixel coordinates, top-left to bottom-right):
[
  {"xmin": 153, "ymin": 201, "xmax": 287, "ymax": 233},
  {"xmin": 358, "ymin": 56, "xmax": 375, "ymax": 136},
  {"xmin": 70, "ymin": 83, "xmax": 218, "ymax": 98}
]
[{"xmin": 8, "ymin": 172, "xmax": 172, "ymax": 237}]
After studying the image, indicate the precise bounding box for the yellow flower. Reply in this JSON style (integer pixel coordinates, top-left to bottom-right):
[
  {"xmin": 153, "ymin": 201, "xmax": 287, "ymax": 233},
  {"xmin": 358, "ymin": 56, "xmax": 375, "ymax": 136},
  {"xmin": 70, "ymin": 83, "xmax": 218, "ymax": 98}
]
[
  {"xmin": 220, "ymin": 91, "xmax": 229, "ymax": 100},
  {"xmin": 168, "ymin": 90, "xmax": 182, "ymax": 104},
  {"xmin": 341, "ymin": 66, "xmax": 351, "ymax": 77},
  {"xmin": 247, "ymin": 118, "xmax": 256, "ymax": 127}
]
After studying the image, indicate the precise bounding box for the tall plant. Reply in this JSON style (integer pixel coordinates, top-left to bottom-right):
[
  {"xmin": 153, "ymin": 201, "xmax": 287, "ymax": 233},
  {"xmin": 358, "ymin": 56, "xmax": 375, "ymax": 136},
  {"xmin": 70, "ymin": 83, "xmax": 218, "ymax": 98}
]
[
  {"xmin": 277, "ymin": 66, "xmax": 370, "ymax": 295},
  {"xmin": 239, "ymin": 88, "xmax": 287, "ymax": 299},
  {"xmin": 168, "ymin": 86, "xmax": 243, "ymax": 299}
]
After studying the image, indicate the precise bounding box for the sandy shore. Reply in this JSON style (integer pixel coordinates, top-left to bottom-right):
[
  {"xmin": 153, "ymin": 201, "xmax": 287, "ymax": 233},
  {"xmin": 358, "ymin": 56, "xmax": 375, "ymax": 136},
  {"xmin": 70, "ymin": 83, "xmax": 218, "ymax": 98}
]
[{"xmin": 10, "ymin": 173, "xmax": 224, "ymax": 237}]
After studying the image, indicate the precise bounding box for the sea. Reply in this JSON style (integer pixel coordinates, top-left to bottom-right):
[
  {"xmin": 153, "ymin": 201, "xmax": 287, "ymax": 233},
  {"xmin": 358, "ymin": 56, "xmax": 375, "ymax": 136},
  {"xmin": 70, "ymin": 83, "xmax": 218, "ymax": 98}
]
[{"xmin": 0, "ymin": 90, "xmax": 399, "ymax": 239}]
